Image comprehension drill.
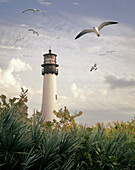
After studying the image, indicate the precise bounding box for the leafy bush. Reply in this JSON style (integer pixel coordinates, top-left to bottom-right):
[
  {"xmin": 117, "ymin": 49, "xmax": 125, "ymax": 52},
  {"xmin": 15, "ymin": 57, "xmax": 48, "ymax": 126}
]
[{"xmin": 0, "ymin": 89, "xmax": 135, "ymax": 169}]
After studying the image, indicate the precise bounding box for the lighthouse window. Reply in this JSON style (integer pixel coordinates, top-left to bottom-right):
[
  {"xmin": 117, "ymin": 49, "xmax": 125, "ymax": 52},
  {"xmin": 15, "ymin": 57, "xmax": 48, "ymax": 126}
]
[
  {"xmin": 45, "ymin": 58, "xmax": 55, "ymax": 64},
  {"xmin": 55, "ymin": 94, "xmax": 57, "ymax": 100}
]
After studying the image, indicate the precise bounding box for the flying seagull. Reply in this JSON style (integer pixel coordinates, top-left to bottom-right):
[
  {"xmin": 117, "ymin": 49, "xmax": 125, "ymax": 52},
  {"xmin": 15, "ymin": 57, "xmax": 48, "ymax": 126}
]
[
  {"xmin": 28, "ymin": 29, "xmax": 39, "ymax": 36},
  {"xmin": 22, "ymin": 8, "xmax": 43, "ymax": 13},
  {"xmin": 75, "ymin": 21, "xmax": 118, "ymax": 39},
  {"xmin": 90, "ymin": 63, "xmax": 97, "ymax": 72},
  {"xmin": 100, "ymin": 53, "xmax": 106, "ymax": 56},
  {"xmin": 15, "ymin": 37, "xmax": 24, "ymax": 43},
  {"xmin": 106, "ymin": 50, "xmax": 115, "ymax": 53}
]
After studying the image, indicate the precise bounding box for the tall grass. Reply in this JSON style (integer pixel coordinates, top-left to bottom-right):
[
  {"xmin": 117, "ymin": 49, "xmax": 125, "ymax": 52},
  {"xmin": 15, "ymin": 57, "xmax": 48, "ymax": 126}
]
[{"xmin": 0, "ymin": 107, "xmax": 135, "ymax": 169}]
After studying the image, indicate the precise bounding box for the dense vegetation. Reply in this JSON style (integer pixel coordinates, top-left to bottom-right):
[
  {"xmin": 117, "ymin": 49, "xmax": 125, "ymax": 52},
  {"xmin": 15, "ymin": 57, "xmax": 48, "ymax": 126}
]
[{"xmin": 0, "ymin": 88, "xmax": 135, "ymax": 169}]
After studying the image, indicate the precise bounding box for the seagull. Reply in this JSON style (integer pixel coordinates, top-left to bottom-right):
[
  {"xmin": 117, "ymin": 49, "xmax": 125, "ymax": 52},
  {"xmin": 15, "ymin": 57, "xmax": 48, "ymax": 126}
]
[
  {"xmin": 55, "ymin": 25, "xmax": 60, "ymax": 28},
  {"xmin": 28, "ymin": 29, "xmax": 39, "ymax": 36},
  {"xmin": 100, "ymin": 53, "xmax": 105, "ymax": 56},
  {"xmin": 22, "ymin": 8, "xmax": 43, "ymax": 13},
  {"xmin": 15, "ymin": 37, "xmax": 24, "ymax": 43},
  {"xmin": 75, "ymin": 21, "xmax": 118, "ymax": 39},
  {"xmin": 90, "ymin": 63, "xmax": 97, "ymax": 72},
  {"xmin": 106, "ymin": 50, "xmax": 115, "ymax": 53}
]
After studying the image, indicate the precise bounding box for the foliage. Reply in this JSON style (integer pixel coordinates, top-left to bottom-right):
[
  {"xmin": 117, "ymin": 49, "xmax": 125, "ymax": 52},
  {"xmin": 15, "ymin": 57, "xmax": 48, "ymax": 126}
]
[
  {"xmin": 53, "ymin": 106, "xmax": 82, "ymax": 129},
  {"xmin": 106, "ymin": 118, "xmax": 135, "ymax": 139},
  {"xmin": 0, "ymin": 87, "xmax": 29, "ymax": 119},
  {"xmin": 0, "ymin": 90, "xmax": 135, "ymax": 169}
]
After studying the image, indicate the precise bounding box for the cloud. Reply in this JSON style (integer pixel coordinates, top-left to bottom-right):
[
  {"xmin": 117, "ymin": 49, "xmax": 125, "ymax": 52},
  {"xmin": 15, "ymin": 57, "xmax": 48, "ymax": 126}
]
[
  {"xmin": 0, "ymin": 58, "xmax": 32, "ymax": 93},
  {"xmin": 0, "ymin": 0, "xmax": 8, "ymax": 2},
  {"xmin": 0, "ymin": 12, "xmax": 135, "ymax": 121},
  {"xmin": 98, "ymin": 89, "xmax": 108, "ymax": 96},
  {"xmin": 38, "ymin": 0, "xmax": 52, "ymax": 5},
  {"xmin": 105, "ymin": 75, "xmax": 135, "ymax": 89},
  {"xmin": 71, "ymin": 83, "xmax": 93, "ymax": 101},
  {"xmin": 73, "ymin": 3, "xmax": 80, "ymax": 5},
  {"xmin": 57, "ymin": 95, "xmax": 68, "ymax": 109},
  {"xmin": 19, "ymin": 24, "xmax": 28, "ymax": 27},
  {"xmin": 129, "ymin": 90, "xmax": 135, "ymax": 94},
  {"xmin": 87, "ymin": 46, "xmax": 102, "ymax": 53},
  {"xmin": 0, "ymin": 45, "xmax": 22, "ymax": 50},
  {"xmin": 8, "ymin": 58, "xmax": 32, "ymax": 72},
  {"xmin": 71, "ymin": 83, "xmax": 85, "ymax": 100}
]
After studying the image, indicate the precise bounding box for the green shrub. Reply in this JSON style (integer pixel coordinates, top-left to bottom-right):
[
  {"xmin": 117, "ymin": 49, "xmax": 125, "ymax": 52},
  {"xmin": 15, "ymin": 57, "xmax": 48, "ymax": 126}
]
[{"xmin": 0, "ymin": 90, "xmax": 134, "ymax": 169}]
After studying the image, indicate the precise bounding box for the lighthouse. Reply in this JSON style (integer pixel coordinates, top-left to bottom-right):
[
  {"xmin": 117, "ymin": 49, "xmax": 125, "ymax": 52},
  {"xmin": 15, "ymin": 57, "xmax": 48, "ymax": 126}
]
[{"xmin": 41, "ymin": 49, "xmax": 59, "ymax": 122}]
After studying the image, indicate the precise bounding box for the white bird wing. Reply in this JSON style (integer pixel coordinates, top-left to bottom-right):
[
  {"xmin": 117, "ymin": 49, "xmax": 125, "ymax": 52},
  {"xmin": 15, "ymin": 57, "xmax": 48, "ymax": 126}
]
[
  {"xmin": 98, "ymin": 21, "xmax": 118, "ymax": 30},
  {"xmin": 75, "ymin": 29, "xmax": 94, "ymax": 39},
  {"xmin": 22, "ymin": 9, "xmax": 34, "ymax": 13}
]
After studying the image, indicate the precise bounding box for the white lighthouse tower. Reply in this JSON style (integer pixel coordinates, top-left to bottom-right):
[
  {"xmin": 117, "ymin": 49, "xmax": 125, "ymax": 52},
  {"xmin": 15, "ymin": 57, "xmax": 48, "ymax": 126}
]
[{"xmin": 41, "ymin": 49, "xmax": 59, "ymax": 122}]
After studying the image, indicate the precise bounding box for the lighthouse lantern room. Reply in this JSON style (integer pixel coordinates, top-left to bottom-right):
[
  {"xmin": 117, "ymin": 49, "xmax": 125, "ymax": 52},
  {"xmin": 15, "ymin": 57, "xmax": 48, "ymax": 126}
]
[{"xmin": 41, "ymin": 49, "xmax": 59, "ymax": 122}]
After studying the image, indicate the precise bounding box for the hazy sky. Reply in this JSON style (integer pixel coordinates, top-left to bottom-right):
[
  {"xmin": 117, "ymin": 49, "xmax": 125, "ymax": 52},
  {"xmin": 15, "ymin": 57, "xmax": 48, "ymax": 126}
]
[{"xmin": 0, "ymin": 0, "xmax": 135, "ymax": 126}]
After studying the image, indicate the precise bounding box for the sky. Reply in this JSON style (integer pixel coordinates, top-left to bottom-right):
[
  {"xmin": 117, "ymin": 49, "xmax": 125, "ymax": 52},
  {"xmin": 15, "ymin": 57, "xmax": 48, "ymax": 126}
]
[{"xmin": 0, "ymin": 0, "xmax": 135, "ymax": 126}]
